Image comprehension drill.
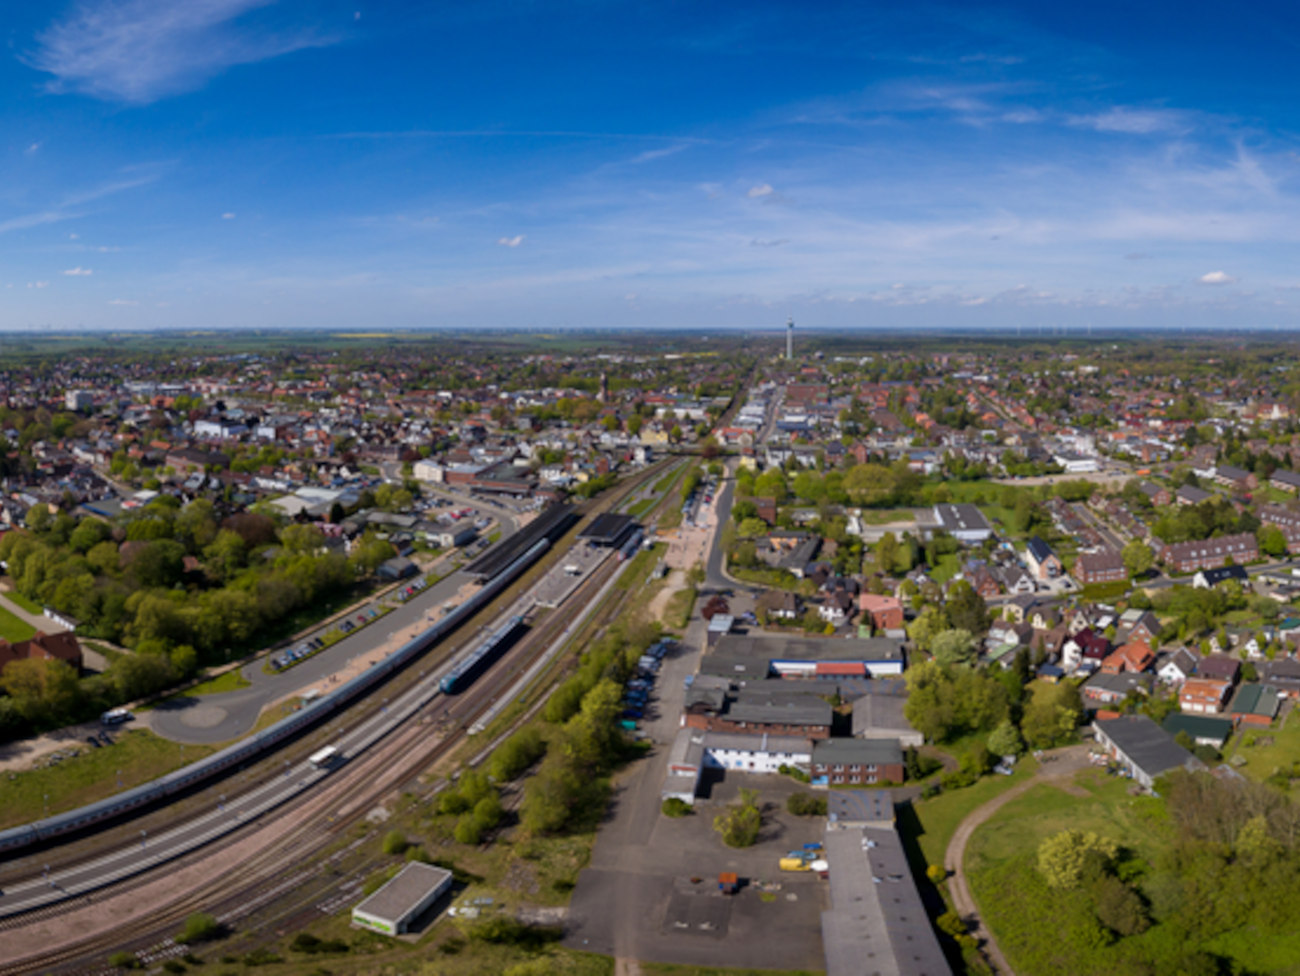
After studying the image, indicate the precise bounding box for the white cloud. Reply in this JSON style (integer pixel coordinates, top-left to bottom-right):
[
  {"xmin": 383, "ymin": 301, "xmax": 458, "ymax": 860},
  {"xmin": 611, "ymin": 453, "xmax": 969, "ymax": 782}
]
[
  {"xmin": 28, "ymin": 281, "xmax": 49, "ymax": 289},
  {"xmin": 63, "ymin": 266, "xmax": 93, "ymax": 276},
  {"xmin": 1069, "ymin": 107, "xmax": 1187, "ymax": 135},
  {"xmin": 27, "ymin": 0, "xmax": 338, "ymax": 104},
  {"xmin": 25, "ymin": 142, "xmax": 41, "ymax": 154},
  {"xmin": 747, "ymin": 183, "xmax": 775, "ymax": 198},
  {"xmin": 1199, "ymin": 270, "xmax": 1236, "ymax": 285},
  {"xmin": 750, "ymin": 238, "xmax": 789, "ymax": 247},
  {"xmin": 497, "ymin": 235, "xmax": 525, "ymax": 248},
  {"xmin": 107, "ymin": 298, "xmax": 138, "ymax": 305},
  {"xmin": 69, "ymin": 232, "xmax": 79, "ymax": 239},
  {"xmin": 222, "ymin": 212, "xmax": 236, "ymax": 219}
]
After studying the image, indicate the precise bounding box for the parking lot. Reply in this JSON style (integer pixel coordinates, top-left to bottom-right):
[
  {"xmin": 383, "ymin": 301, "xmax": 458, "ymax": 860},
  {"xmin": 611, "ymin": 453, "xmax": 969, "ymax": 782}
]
[{"xmin": 565, "ymin": 768, "xmax": 828, "ymax": 970}]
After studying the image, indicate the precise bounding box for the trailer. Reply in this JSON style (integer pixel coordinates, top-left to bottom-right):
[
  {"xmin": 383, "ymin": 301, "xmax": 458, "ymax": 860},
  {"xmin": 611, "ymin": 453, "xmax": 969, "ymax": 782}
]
[{"xmin": 308, "ymin": 745, "xmax": 339, "ymax": 769}]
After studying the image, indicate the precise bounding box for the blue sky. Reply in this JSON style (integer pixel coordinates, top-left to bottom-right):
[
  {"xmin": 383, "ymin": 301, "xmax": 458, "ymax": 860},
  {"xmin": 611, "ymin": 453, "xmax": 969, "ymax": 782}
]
[{"xmin": 4, "ymin": 0, "xmax": 1300, "ymax": 331}]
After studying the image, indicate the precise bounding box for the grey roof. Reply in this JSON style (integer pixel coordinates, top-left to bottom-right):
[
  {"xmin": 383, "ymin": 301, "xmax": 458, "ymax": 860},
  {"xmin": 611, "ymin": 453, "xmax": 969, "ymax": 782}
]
[
  {"xmin": 1083, "ymin": 671, "xmax": 1152, "ymax": 696},
  {"xmin": 1177, "ymin": 485, "xmax": 1213, "ymax": 504},
  {"xmin": 1229, "ymin": 683, "xmax": 1283, "ymax": 719},
  {"xmin": 728, "ymin": 692, "xmax": 832, "ymax": 728},
  {"xmin": 713, "ymin": 633, "xmax": 905, "ymax": 663},
  {"xmin": 821, "ymin": 822, "xmax": 951, "ymax": 976},
  {"xmin": 697, "ymin": 650, "xmax": 768, "ymax": 681},
  {"xmin": 1026, "ymin": 536, "xmax": 1054, "ymax": 563},
  {"xmin": 1162, "ymin": 713, "xmax": 1233, "ymax": 745},
  {"xmin": 934, "ymin": 502, "xmax": 991, "ymax": 534},
  {"xmin": 684, "ymin": 685, "xmax": 726, "ymax": 711},
  {"xmin": 1096, "ymin": 714, "xmax": 1197, "ymax": 780},
  {"xmin": 850, "ymin": 693, "xmax": 918, "ymax": 738},
  {"xmin": 352, "ymin": 862, "xmax": 452, "ymax": 925},
  {"xmin": 826, "ymin": 789, "xmax": 894, "ymax": 828},
  {"xmin": 812, "ymin": 738, "xmax": 903, "ymax": 765}
]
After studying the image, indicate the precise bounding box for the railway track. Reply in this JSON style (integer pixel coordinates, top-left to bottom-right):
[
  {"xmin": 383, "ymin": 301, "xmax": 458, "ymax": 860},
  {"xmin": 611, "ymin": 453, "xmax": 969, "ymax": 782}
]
[{"xmin": 0, "ymin": 461, "xmax": 677, "ymax": 975}]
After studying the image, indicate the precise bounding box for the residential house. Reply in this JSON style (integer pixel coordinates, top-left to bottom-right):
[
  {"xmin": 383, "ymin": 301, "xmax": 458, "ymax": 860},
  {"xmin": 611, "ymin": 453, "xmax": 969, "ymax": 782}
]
[
  {"xmin": 1076, "ymin": 545, "xmax": 1128, "ymax": 584},
  {"xmin": 1159, "ymin": 533, "xmax": 1258, "ymax": 574},
  {"xmin": 1094, "ymin": 714, "xmax": 1202, "ymax": 790},
  {"xmin": 1269, "ymin": 469, "xmax": 1300, "ymax": 494},
  {"xmin": 1155, "ymin": 648, "xmax": 1198, "ymax": 686},
  {"xmin": 1176, "ymin": 485, "xmax": 1214, "ymax": 506},
  {"xmin": 1101, "ymin": 642, "xmax": 1154, "ymax": 675},
  {"xmin": 0, "ymin": 631, "xmax": 83, "ymax": 674},
  {"xmin": 1080, "ymin": 670, "xmax": 1151, "ymax": 705},
  {"xmin": 1025, "ymin": 536, "xmax": 1063, "ymax": 580},
  {"xmin": 995, "ymin": 563, "xmax": 1037, "ymax": 595},
  {"xmin": 1121, "ymin": 610, "xmax": 1162, "ymax": 647},
  {"xmin": 810, "ymin": 738, "xmax": 904, "ymax": 787},
  {"xmin": 1136, "ymin": 481, "xmax": 1172, "ymax": 507},
  {"xmin": 1179, "ymin": 678, "xmax": 1232, "ymax": 714},
  {"xmin": 1214, "ymin": 464, "xmax": 1257, "ymax": 492},
  {"xmin": 858, "ymin": 593, "xmax": 904, "ymax": 632},
  {"xmin": 756, "ymin": 589, "xmax": 801, "ymax": 622},
  {"xmin": 1261, "ymin": 657, "xmax": 1300, "ymax": 699},
  {"xmin": 756, "ymin": 531, "xmax": 821, "ymax": 578},
  {"xmin": 1162, "ymin": 713, "xmax": 1233, "ymax": 750},
  {"xmin": 1193, "ymin": 565, "xmax": 1250, "ymax": 589},
  {"xmin": 1196, "ymin": 655, "xmax": 1241, "ymax": 685}
]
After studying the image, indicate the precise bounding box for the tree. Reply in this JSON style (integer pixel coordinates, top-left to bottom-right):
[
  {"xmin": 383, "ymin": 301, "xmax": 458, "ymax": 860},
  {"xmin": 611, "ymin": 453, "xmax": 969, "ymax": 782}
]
[
  {"xmin": 1020, "ymin": 681, "xmax": 1083, "ymax": 749},
  {"xmin": 1091, "ymin": 875, "xmax": 1150, "ymax": 936},
  {"xmin": 907, "ymin": 605, "xmax": 949, "ymax": 653},
  {"xmin": 714, "ymin": 787, "xmax": 762, "ymax": 847},
  {"xmin": 987, "ymin": 718, "xmax": 1025, "ymax": 758},
  {"xmin": 1122, "ymin": 539, "xmax": 1154, "ymax": 577},
  {"xmin": 0, "ymin": 657, "xmax": 84, "ymax": 724},
  {"xmin": 945, "ymin": 580, "xmax": 990, "ymax": 634},
  {"xmin": 1258, "ymin": 524, "xmax": 1288, "ymax": 559},
  {"xmin": 931, "ymin": 628, "xmax": 977, "ymax": 667},
  {"xmin": 1036, "ymin": 829, "xmax": 1119, "ymax": 889},
  {"xmin": 875, "ymin": 532, "xmax": 900, "ymax": 575}
]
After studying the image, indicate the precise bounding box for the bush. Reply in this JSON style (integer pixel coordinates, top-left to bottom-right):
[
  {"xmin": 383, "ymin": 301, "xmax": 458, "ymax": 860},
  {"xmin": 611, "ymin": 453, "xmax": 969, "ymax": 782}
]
[
  {"xmin": 926, "ymin": 864, "xmax": 947, "ymax": 884},
  {"xmin": 787, "ymin": 792, "xmax": 828, "ymax": 816},
  {"xmin": 290, "ymin": 933, "xmax": 350, "ymax": 955},
  {"xmin": 176, "ymin": 913, "xmax": 222, "ymax": 945},
  {"xmin": 661, "ymin": 797, "xmax": 692, "ymax": 817},
  {"xmin": 108, "ymin": 951, "xmax": 140, "ymax": 970},
  {"xmin": 488, "ymin": 727, "xmax": 546, "ymax": 781},
  {"xmin": 162, "ymin": 962, "xmax": 186, "ymax": 974},
  {"xmin": 778, "ymin": 763, "xmax": 810, "ymax": 783},
  {"xmin": 242, "ymin": 949, "xmax": 281, "ymax": 967},
  {"xmin": 470, "ymin": 917, "xmax": 563, "ymax": 950},
  {"xmin": 381, "ymin": 830, "xmax": 409, "ymax": 856},
  {"xmin": 181, "ymin": 954, "xmax": 203, "ymax": 966},
  {"xmin": 714, "ymin": 787, "xmax": 762, "ymax": 847}
]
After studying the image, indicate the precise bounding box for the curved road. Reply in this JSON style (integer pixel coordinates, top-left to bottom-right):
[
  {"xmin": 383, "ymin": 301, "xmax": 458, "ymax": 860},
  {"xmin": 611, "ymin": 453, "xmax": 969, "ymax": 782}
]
[{"xmin": 944, "ymin": 744, "xmax": 1092, "ymax": 976}]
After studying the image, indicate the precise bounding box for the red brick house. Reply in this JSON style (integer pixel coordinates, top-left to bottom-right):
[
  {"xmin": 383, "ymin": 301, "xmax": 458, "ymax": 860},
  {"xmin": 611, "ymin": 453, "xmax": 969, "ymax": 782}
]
[
  {"xmin": 0, "ymin": 631, "xmax": 83, "ymax": 674},
  {"xmin": 858, "ymin": 593, "xmax": 904, "ymax": 631},
  {"xmin": 1159, "ymin": 533, "xmax": 1259, "ymax": 574},
  {"xmin": 1074, "ymin": 547, "xmax": 1127, "ymax": 585}
]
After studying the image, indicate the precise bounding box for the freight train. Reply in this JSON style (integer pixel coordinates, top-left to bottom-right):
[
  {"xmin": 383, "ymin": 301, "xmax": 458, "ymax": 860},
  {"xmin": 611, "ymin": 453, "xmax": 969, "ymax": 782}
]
[{"xmin": 0, "ymin": 537, "xmax": 552, "ymax": 857}]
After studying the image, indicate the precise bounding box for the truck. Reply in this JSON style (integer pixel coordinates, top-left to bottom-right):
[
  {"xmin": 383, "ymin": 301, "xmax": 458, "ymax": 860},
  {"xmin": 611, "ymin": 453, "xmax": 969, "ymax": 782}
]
[
  {"xmin": 718, "ymin": 872, "xmax": 739, "ymax": 895},
  {"xmin": 101, "ymin": 708, "xmax": 132, "ymax": 726},
  {"xmin": 564, "ymin": 564, "xmax": 582, "ymax": 576}
]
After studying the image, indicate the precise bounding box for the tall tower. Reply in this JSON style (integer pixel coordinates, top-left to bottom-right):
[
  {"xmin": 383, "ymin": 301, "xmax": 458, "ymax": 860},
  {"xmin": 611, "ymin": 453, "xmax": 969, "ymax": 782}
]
[
  {"xmin": 599, "ymin": 371, "xmax": 609, "ymax": 403},
  {"xmin": 786, "ymin": 316, "xmax": 794, "ymax": 361}
]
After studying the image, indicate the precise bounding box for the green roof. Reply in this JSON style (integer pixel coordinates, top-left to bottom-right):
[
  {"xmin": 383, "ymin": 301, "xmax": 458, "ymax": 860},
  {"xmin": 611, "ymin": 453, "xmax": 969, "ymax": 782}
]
[
  {"xmin": 1162, "ymin": 712, "xmax": 1233, "ymax": 745},
  {"xmin": 1229, "ymin": 683, "xmax": 1283, "ymax": 720}
]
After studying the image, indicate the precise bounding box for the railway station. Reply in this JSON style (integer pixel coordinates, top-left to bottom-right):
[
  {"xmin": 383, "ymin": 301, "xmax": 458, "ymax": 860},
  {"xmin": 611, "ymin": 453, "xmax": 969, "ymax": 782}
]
[
  {"xmin": 464, "ymin": 503, "xmax": 578, "ymax": 582},
  {"xmin": 351, "ymin": 862, "xmax": 454, "ymax": 935},
  {"xmin": 577, "ymin": 512, "xmax": 640, "ymax": 549}
]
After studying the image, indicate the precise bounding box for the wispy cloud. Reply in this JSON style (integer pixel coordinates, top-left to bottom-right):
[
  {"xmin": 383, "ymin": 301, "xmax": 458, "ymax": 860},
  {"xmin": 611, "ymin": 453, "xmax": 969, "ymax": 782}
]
[
  {"xmin": 25, "ymin": 142, "xmax": 41, "ymax": 155},
  {"xmin": 107, "ymin": 298, "xmax": 138, "ymax": 305},
  {"xmin": 1069, "ymin": 107, "xmax": 1189, "ymax": 135},
  {"xmin": 748, "ymin": 183, "xmax": 775, "ymax": 198},
  {"xmin": 27, "ymin": 281, "xmax": 49, "ymax": 289},
  {"xmin": 63, "ymin": 266, "xmax": 93, "ymax": 276},
  {"xmin": 496, "ymin": 235, "xmax": 525, "ymax": 248},
  {"xmin": 750, "ymin": 238, "xmax": 789, "ymax": 247},
  {"xmin": 27, "ymin": 0, "xmax": 338, "ymax": 104},
  {"xmin": 222, "ymin": 212, "xmax": 237, "ymax": 219},
  {"xmin": 1199, "ymin": 270, "xmax": 1236, "ymax": 284}
]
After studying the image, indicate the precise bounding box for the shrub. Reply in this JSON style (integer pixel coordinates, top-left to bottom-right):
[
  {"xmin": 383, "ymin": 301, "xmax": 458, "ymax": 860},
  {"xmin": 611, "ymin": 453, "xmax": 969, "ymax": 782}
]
[
  {"xmin": 470, "ymin": 917, "xmax": 563, "ymax": 950},
  {"xmin": 714, "ymin": 787, "xmax": 762, "ymax": 847},
  {"xmin": 926, "ymin": 864, "xmax": 947, "ymax": 884},
  {"xmin": 787, "ymin": 792, "xmax": 828, "ymax": 816},
  {"xmin": 108, "ymin": 951, "xmax": 140, "ymax": 970},
  {"xmin": 176, "ymin": 913, "xmax": 222, "ymax": 945},
  {"xmin": 661, "ymin": 797, "xmax": 692, "ymax": 817},
  {"xmin": 291, "ymin": 933, "xmax": 350, "ymax": 955},
  {"xmin": 778, "ymin": 763, "xmax": 810, "ymax": 783},
  {"xmin": 488, "ymin": 727, "xmax": 546, "ymax": 781},
  {"xmin": 162, "ymin": 962, "xmax": 186, "ymax": 974},
  {"xmin": 181, "ymin": 954, "xmax": 203, "ymax": 966},
  {"xmin": 242, "ymin": 949, "xmax": 281, "ymax": 967},
  {"xmin": 381, "ymin": 830, "xmax": 409, "ymax": 856}
]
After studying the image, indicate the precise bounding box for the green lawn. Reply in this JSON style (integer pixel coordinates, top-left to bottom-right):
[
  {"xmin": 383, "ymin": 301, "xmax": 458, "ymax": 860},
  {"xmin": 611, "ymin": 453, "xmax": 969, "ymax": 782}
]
[
  {"xmin": 1227, "ymin": 706, "xmax": 1300, "ymax": 797},
  {"xmin": 642, "ymin": 966, "xmax": 821, "ymax": 976},
  {"xmin": 961, "ymin": 767, "xmax": 1300, "ymax": 976},
  {"xmin": 0, "ymin": 603, "xmax": 37, "ymax": 642},
  {"xmin": 627, "ymin": 495, "xmax": 656, "ymax": 519},
  {"xmin": 183, "ymin": 668, "xmax": 252, "ymax": 697},
  {"xmin": 908, "ymin": 756, "xmax": 1040, "ymax": 868},
  {"xmin": 4, "ymin": 588, "xmax": 43, "ymax": 615},
  {"xmin": 0, "ymin": 728, "xmax": 215, "ymax": 828}
]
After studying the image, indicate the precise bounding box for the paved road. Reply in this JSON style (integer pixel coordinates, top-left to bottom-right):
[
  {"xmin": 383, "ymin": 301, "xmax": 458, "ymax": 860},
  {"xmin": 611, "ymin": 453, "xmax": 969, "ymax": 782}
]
[
  {"xmin": 944, "ymin": 744, "xmax": 1093, "ymax": 976},
  {"xmin": 702, "ymin": 464, "xmax": 759, "ymax": 597}
]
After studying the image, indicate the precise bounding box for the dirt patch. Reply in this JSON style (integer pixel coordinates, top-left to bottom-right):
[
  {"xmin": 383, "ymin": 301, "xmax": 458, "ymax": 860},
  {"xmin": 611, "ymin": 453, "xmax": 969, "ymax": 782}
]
[{"xmin": 647, "ymin": 570, "xmax": 687, "ymax": 623}]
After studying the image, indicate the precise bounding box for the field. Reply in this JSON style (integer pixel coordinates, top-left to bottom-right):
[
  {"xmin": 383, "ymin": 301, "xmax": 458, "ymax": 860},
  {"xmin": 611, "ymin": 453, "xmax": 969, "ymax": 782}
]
[
  {"xmin": 907, "ymin": 756, "xmax": 1040, "ymax": 868},
  {"xmin": 0, "ymin": 729, "xmax": 215, "ymax": 828},
  {"xmin": 965, "ymin": 768, "xmax": 1300, "ymax": 976},
  {"xmin": 183, "ymin": 669, "xmax": 252, "ymax": 697},
  {"xmin": 3, "ymin": 589, "xmax": 43, "ymax": 615},
  {"xmin": 1227, "ymin": 705, "xmax": 1300, "ymax": 797},
  {"xmin": 0, "ymin": 603, "xmax": 37, "ymax": 642}
]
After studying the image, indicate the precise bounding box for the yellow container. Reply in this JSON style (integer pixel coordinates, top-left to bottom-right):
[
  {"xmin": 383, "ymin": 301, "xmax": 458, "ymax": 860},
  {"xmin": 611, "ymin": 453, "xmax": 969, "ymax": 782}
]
[{"xmin": 779, "ymin": 857, "xmax": 811, "ymax": 872}]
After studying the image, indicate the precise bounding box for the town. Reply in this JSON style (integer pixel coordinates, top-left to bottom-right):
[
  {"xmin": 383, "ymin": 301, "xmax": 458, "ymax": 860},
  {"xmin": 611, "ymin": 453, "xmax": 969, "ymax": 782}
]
[{"xmin": 2, "ymin": 331, "xmax": 1300, "ymax": 976}]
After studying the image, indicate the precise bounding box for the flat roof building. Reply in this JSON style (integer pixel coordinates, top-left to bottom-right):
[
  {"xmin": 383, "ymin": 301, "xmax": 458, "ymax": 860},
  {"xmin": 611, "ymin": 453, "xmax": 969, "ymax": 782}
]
[
  {"xmin": 579, "ymin": 512, "xmax": 639, "ymax": 548},
  {"xmin": 351, "ymin": 862, "xmax": 453, "ymax": 935}
]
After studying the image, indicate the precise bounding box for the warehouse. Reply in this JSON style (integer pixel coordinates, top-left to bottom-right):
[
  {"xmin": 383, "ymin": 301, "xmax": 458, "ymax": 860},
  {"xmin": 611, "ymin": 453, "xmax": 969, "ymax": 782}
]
[{"xmin": 351, "ymin": 862, "xmax": 453, "ymax": 935}]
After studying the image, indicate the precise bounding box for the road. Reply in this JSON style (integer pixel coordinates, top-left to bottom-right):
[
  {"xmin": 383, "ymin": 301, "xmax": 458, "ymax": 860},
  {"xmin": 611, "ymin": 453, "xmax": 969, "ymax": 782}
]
[
  {"xmin": 943, "ymin": 745, "xmax": 1093, "ymax": 976},
  {"xmin": 1071, "ymin": 501, "xmax": 1127, "ymax": 552}
]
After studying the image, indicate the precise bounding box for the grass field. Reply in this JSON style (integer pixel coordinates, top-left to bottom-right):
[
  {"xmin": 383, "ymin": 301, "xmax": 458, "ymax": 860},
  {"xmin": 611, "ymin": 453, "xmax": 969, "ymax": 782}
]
[
  {"xmin": 1227, "ymin": 705, "xmax": 1300, "ymax": 797},
  {"xmin": 0, "ymin": 729, "xmax": 215, "ymax": 828},
  {"xmin": 3, "ymin": 589, "xmax": 43, "ymax": 615},
  {"xmin": 907, "ymin": 756, "xmax": 1040, "ymax": 868},
  {"xmin": 183, "ymin": 668, "xmax": 252, "ymax": 697},
  {"xmin": 627, "ymin": 495, "xmax": 656, "ymax": 519},
  {"xmin": 642, "ymin": 966, "xmax": 822, "ymax": 976},
  {"xmin": 0, "ymin": 603, "xmax": 37, "ymax": 642}
]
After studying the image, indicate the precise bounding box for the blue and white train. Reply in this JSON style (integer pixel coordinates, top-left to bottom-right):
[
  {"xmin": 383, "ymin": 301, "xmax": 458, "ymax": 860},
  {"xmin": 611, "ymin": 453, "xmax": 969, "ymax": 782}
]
[
  {"xmin": 439, "ymin": 615, "xmax": 527, "ymax": 694},
  {"xmin": 0, "ymin": 537, "xmax": 552, "ymax": 858}
]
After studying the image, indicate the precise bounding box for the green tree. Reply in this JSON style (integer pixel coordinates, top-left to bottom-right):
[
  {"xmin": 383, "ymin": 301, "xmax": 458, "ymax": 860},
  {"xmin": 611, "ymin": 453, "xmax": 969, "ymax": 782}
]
[
  {"xmin": 931, "ymin": 628, "xmax": 977, "ymax": 667},
  {"xmin": 1020, "ymin": 682, "xmax": 1083, "ymax": 749},
  {"xmin": 1258, "ymin": 524, "xmax": 1288, "ymax": 559},
  {"xmin": 1091, "ymin": 875, "xmax": 1150, "ymax": 936},
  {"xmin": 1037, "ymin": 829, "xmax": 1119, "ymax": 889},
  {"xmin": 0, "ymin": 657, "xmax": 83, "ymax": 724},
  {"xmin": 714, "ymin": 788, "xmax": 762, "ymax": 848},
  {"xmin": 987, "ymin": 718, "xmax": 1025, "ymax": 757},
  {"xmin": 945, "ymin": 580, "xmax": 990, "ymax": 634},
  {"xmin": 907, "ymin": 605, "xmax": 949, "ymax": 653},
  {"xmin": 1122, "ymin": 539, "xmax": 1154, "ymax": 577}
]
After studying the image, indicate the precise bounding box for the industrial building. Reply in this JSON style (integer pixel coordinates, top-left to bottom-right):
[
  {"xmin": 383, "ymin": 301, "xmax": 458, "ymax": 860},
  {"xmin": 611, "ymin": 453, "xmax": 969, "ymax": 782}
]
[{"xmin": 351, "ymin": 862, "xmax": 453, "ymax": 935}]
